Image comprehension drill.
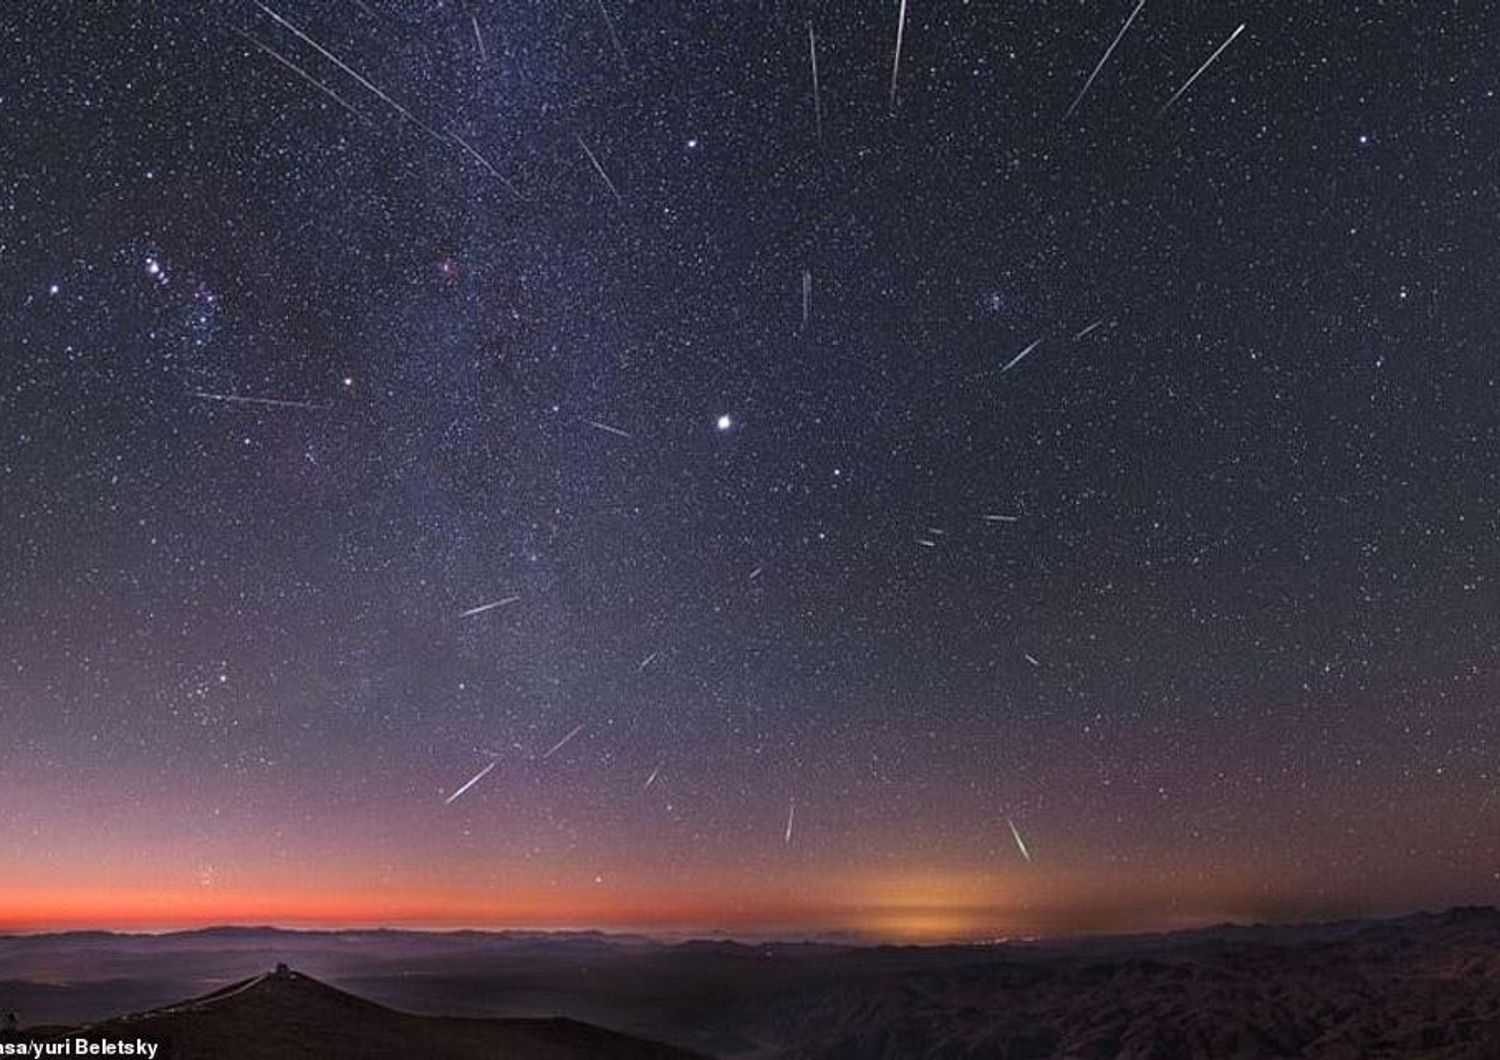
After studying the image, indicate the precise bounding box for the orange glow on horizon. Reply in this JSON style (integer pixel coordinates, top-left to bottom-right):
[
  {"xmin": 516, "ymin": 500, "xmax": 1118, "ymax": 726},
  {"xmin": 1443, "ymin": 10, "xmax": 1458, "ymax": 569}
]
[
  {"xmin": 0, "ymin": 882, "xmax": 863, "ymax": 936},
  {"xmin": 0, "ymin": 860, "xmax": 1307, "ymax": 941}
]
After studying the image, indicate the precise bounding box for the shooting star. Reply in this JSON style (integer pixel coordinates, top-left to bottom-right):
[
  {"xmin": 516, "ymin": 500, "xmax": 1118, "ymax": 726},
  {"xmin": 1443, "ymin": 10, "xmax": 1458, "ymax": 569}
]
[
  {"xmin": 237, "ymin": 30, "xmax": 373, "ymax": 125},
  {"xmin": 1001, "ymin": 338, "xmax": 1043, "ymax": 374},
  {"xmin": 191, "ymin": 391, "xmax": 326, "ymax": 410},
  {"xmin": 444, "ymin": 760, "xmax": 497, "ymax": 805},
  {"xmin": 1158, "ymin": 23, "xmax": 1246, "ymax": 117},
  {"xmin": 644, "ymin": 763, "xmax": 662, "ymax": 789},
  {"xmin": 597, "ymin": 0, "xmax": 627, "ymax": 68},
  {"xmin": 638, "ymin": 651, "xmax": 660, "ymax": 672},
  {"xmin": 252, "ymin": 2, "xmax": 448, "ymax": 145},
  {"xmin": 470, "ymin": 13, "xmax": 486, "ymax": 62},
  {"xmin": 983, "ymin": 513, "xmax": 1020, "ymax": 523},
  {"xmin": 1008, "ymin": 817, "xmax": 1033, "ymax": 862},
  {"xmin": 808, "ymin": 22, "xmax": 823, "ymax": 142},
  {"xmin": 1074, "ymin": 318, "xmax": 1105, "ymax": 339},
  {"xmin": 1023, "ymin": 653, "xmax": 1040, "ymax": 667},
  {"xmin": 784, "ymin": 798, "xmax": 796, "ymax": 844},
  {"xmin": 916, "ymin": 538, "xmax": 938, "ymax": 548},
  {"xmin": 542, "ymin": 723, "xmax": 584, "ymax": 760},
  {"xmin": 801, "ymin": 268, "xmax": 812, "ymax": 331},
  {"xmin": 889, "ymin": 0, "xmax": 908, "ymax": 109},
  {"xmin": 1063, "ymin": 0, "xmax": 1146, "ymax": 120},
  {"xmin": 457, "ymin": 595, "xmax": 520, "ymax": 618},
  {"xmin": 576, "ymin": 135, "xmax": 623, "ymax": 204},
  {"xmin": 749, "ymin": 565, "xmax": 764, "ymax": 581},
  {"xmin": 446, "ymin": 128, "xmax": 521, "ymax": 198},
  {"xmin": 585, "ymin": 418, "xmax": 632, "ymax": 439}
]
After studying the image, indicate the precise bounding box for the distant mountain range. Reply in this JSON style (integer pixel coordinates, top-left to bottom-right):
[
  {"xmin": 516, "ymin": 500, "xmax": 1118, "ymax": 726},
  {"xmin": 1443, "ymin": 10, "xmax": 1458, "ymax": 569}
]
[{"xmin": 5, "ymin": 907, "xmax": 1500, "ymax": 1058}]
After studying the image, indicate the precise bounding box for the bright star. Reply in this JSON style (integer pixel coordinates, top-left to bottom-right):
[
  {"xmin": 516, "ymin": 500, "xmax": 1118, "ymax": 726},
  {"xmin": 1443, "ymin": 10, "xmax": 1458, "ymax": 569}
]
[{"xmin": 716, "ymin": 414, "xmax": 733, "ymax": 431}]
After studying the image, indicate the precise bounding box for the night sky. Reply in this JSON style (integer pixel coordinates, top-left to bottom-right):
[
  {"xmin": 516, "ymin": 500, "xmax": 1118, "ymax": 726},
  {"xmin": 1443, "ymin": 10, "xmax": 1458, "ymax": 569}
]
[{"xmin": 3, "ymin": 1, "xmax": 1498, "ymax": 940}]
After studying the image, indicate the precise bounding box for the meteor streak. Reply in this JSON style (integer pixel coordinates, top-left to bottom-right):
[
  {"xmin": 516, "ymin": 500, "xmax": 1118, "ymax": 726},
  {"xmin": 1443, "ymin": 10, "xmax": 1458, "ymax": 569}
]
[
  {"xmin": 444, "ymin": 760, "xmax": 497, "ymax": 805},
  {"xmin": 446, "ymin": 128, "xmax": 521, "ymax": 198},
  {"xmin": 237, "ymin": 30, "xmax": 372, "ymax": 125},
  {"xmin": 577, "ymin": 135, "xmax": 624, "ymax": 204},
  {"xmin": 252, "ymin": 2, "xmax": 447, "ymax": 144},
  {"xmin": 543, "ymin": 723, "xmax": 585, "ymax": 760},
  {"xmin": 585, "ymin": 419, "xmax": 632, "ymax": 439},
  {"xmin": 1063, "ymin": 0, "xmax": 1146, "ymax": 120},
  {"xmin": 1001, "ymin": 338, "xmax": 1043, "ymax": 374},
  {"xmin": 457, "ymin": 596, "xmax": 520, "ymax": 618},
  {"xmin": 191, "ymin": 391, "xmax": 326, "ymax": 410},
  {"xmin": 470, "ymin": 14, "xmax": 486, "ymax": 62},
  {"xmin": 1158, "ymin": 23, "xmax": 1246, "ymax": 117},
  {"xmin": 889, "ymin": 0, "xmax": 908, "ymax": 109},
  {"xmin": 597, "ymin": 0, "xmax": 627, "ymax": 68},
  {"xmin": 1008, "ymin": 817, "xmax": 1032, "ymax": 862},
  {"xmin": 808, "ymin": 23, "xmax": 823, "ymax": 142}
]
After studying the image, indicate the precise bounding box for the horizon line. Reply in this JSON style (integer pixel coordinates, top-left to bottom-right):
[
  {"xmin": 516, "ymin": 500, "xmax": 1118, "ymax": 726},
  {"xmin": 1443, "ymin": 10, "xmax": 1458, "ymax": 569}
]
[{"xmin": 2, "ymin": 903, "xmax": 1489, "ymax": 945}]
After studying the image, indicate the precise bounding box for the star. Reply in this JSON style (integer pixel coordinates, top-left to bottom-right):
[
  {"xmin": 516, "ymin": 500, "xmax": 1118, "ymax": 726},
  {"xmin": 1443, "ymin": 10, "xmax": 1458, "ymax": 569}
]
[{"xmin": 3, "ymin": 0, "xmax": 1489, "ymax": 953}]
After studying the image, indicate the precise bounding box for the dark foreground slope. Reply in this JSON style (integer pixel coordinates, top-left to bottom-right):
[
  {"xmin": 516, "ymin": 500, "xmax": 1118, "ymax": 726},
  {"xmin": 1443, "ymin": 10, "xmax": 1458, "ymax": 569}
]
[{"xmin": 30, "ymin": 967, "xmax": 707, "ymax": 1060}]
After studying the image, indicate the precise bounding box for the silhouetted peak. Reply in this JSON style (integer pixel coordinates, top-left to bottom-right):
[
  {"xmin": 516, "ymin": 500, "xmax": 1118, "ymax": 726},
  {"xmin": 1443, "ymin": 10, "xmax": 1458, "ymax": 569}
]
[
  {"xmin": 63, "ymin": 966, "xmax": 710, "ymax": 1059},
  {"xmin": 148, "ymin": 965, "xmax": 391, "ymax": 1022}
]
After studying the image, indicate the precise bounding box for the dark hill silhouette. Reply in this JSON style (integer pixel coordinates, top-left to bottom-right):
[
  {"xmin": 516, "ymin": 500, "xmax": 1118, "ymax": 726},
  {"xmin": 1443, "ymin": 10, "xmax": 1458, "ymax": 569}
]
[{"xmin": 32, "ymin": 965, "xmax": 708, "ymax": 1060}]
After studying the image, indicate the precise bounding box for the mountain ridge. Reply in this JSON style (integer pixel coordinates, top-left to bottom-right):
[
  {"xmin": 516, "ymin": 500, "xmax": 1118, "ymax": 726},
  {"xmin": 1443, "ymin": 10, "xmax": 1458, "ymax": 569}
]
[{"xmin": 7, "ymin": 903, "xmax": 1497, "ymax": 946}]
